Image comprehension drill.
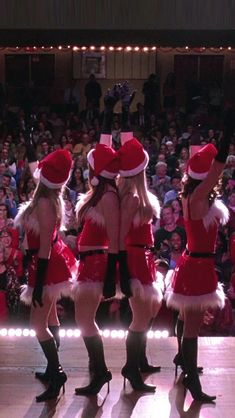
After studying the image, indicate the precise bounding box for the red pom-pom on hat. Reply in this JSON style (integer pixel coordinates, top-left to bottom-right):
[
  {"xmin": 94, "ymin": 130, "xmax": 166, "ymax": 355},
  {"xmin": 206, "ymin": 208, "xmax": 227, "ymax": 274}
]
[
  {"xmin": 118, "ymin": 137, "xmax": 149, "ymax": 177},
  {"xmin": 87, "ymin": 144, "xmax": 119, "ymax": 179},
  {"xmin": 38, "ymin": 149, "xmax": 72, "ymax": 189},
  {"xmin": 187, "ymin": 143, "xmax": 218, "ymax": 180}
]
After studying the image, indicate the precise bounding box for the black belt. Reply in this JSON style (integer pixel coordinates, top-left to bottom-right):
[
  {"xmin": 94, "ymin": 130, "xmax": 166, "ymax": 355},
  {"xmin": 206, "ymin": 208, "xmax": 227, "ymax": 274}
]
[
  {"xmin": 129, "ymin": 245, "xmax": 155, "ymax": 252},
  {"xmin": 185, "ymin": 249, "xmax": 215, "ymax": 258},
  {"xmin": 79, "ymin": 249, "xmax": 108, "ymax": 260}
]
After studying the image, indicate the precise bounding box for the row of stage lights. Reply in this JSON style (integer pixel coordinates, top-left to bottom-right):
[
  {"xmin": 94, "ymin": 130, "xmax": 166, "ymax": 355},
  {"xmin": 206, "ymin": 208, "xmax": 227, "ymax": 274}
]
[
  {"xmin": 0, "ymin": 328, "xmax": 169, "ymax": 339},
  {"xmin": 5, "ymin": 45, "xmax": 235, "ymax": 52}
]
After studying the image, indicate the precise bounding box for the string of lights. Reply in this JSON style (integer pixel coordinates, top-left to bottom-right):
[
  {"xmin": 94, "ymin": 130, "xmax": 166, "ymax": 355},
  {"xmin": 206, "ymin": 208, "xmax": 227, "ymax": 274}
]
[
  {"xmin": 0, "ymin": 328, "xmax": 169, "ymax": 339},
  {"xmin": 0, "ymin": 46, "xmax": 233, "ymax": 53}
]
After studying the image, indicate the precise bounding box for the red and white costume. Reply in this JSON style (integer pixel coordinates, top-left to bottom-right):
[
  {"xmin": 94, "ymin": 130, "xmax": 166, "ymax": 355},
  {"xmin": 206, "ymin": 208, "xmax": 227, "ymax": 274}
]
[
  {"xmin": 72, "ymin": 197, "xmax": 109, "ymax": 297},
  {"xmin": 118, "ymin": 134, "xmax": 164, "ymax": 313},
  {"xmin": 165, "ymin": 199, "xmax": 229, "ymax": 310},
  {"xmin": 72, "ymin": 135, "xmax": 120, "ymax": 298},
  {"xmin": 125, "ymin": 193, "xmax": 163, "ymax": 314},
  {"xmin": 14, "ymin": 202, "xmax": 77, "ymax": 305},
  {"xmin": 14, "ymin": 149, "xmax": 77, "ymax": 305}
]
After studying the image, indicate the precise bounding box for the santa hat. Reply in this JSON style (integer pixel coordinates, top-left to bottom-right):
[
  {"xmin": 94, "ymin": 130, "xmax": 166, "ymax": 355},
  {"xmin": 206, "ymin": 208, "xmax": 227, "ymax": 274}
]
[
  {"xmin": 36, "ymin": 149, "xmax": 72, "ymax": 189},
  {"xmin": 118, "ymin": 136, "xmax": 149, "ymax": 177},
  {"xmin": 187, "ymin": 143, "xmax": 218, "ymax": 180},
  {"xmin": 87, "ymin": 142, "xmax": 119, "ymax": 184}
]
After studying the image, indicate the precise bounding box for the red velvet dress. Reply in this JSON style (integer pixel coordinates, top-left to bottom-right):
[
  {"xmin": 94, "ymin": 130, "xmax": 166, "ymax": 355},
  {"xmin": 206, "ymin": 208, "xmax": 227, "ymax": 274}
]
[
  {"xmin": 14, "ymin": 204, "xmax": 77, "ymax": 305},
  {"xmin": 165, "ymin": 199, "xmax": 229, "ymax": 310},
  {"xmin": 73, "ymin": 207, "xmax": 109, "ymax": 297},
  {"xmin": 125, "ymin": 198, "xmax": 163, "ymax": 315}
]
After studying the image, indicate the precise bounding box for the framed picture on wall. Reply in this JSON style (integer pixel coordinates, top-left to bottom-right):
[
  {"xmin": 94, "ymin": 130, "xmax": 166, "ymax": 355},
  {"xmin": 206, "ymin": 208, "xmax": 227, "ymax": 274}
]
[{"xmin": 81, "ymin": 51, "xmax": 106, "ymax": 79}]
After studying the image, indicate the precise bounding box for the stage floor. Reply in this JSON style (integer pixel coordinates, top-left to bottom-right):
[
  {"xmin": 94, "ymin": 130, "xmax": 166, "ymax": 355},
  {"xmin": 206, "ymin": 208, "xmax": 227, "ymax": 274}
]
[{"xmin": 0, "ymin": 334, "xmax": 235, "ymax": 418}]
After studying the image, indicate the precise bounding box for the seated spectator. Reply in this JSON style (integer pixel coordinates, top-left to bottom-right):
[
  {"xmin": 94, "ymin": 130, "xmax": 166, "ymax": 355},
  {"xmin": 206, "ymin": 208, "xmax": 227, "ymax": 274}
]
[
  {"xmin": 68, "ymin": 166, "xmax": 86, "ymax": 196},
  {"xmin": 73, "ymin": 132, "xmax": 92, "ymax": 157},
  {"xmin": 151, "ymin": 161, "xmax": 171, "ymax": 202},
  {"xmin": 168, "ymin": 231, "xmax": 186, "ymax": 269},
  {"xmin": 154, "ymin": 203, "xmax": 186, "ymax": 253},
  {"xmin": 0, "ymin": 203, "xmax": 14, "ymax": 228},
  {"xmin": 163, "ymin": 174, "xmax": 182, "ymax": 204},
  {"xmin": 0, "ymin": 228, "xmax": 23, "ymax": 281},
  {"xmin": 0, "ymin": 244, "xmax": 20, "ymax": 323},
  {"xmin": 171, "ymin": 198, "xmax": 184, "ymax": 227}
]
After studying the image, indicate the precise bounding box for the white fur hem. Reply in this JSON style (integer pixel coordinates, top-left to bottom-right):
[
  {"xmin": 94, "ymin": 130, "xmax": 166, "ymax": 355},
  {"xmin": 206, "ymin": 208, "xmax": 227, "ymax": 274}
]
[
  {"xmin": 71, "ymin": 280, "xmax": 103, "ymax": 300},
  {"xmin": 131, "ymin": 279, "xmax": 163, "ymax": 316},
  {"xmin": 20, "ymin": 281, "xmax": 73, "ymax": 305},
  {"xmin": 165, "ymin": 284, "xmax": 225, "ymax": 311}
]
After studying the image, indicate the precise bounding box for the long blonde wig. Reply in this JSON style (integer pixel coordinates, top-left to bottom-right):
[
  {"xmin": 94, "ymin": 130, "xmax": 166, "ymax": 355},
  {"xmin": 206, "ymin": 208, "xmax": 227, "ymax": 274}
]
[
  {"xmin": 119, "ymin": 171, "xmax": 153, "ymax": 224},
  {"xmin": 22, "ymin": 182, "xmax": 64, "ymax": 227}
]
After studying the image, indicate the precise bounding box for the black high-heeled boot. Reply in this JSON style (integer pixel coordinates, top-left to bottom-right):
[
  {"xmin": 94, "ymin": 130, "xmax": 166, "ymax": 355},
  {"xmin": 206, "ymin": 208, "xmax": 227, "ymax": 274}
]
[
  {"xmin": 122, "ymin": 330, "xmax": 156, "ymax": 392},
  {"xmin": 35, "ymin": 325, "xmax": 60, "ymax": 382},
  {"xmin": 139, "ymin": 333, "xmax": 161, "ymax": 373},
  {"xmin": 182, "ymin": 337, "xmax": 216, "ymax": 403},
  {"xmin": 173, "ymin": 319, "xmax": 203, "ymax": 376},
  {"xmin": 75, "ymin": 335, "xmax": 112, "ymax": 396},
  {"xmin": 36, "ymin": 368, "xmax": 67, "ymax": 402},
  {"xmin": 35, "ymin": 338, "xmax": 67, "ymax": 402}
]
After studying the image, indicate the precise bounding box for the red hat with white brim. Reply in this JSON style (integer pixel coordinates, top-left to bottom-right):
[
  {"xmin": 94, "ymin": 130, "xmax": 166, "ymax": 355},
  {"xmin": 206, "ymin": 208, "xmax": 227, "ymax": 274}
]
[
  {"xmin": 118, "ymin": 134, "xmax": 149, "ymax": 177},
  {"xmin": 187, "ymin": 143, "xmax": 218, "ymax": 180},
  {"xmin": 35, "ymin": 149, "xmax": 72, "ymax": 189}
]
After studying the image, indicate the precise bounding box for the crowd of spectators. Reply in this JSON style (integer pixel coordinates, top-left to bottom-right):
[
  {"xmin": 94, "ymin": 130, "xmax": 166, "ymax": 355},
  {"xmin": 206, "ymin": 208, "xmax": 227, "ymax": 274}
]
[{"xmin": 0, "ymin": 72, "xmax": 235, "ymax": 335}]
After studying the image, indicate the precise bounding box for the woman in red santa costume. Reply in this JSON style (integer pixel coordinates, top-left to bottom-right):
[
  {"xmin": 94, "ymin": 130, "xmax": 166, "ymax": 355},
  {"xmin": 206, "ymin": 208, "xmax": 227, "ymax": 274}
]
[
  {"xmin": 73, "ymin": 87, "xmax": 121, "ymax": 396},
  {"xmin": 165, "ymin": 126, "xmax": 231, "ymax": 401},
  {"xmin": 14, "ymin": 148, "xmax": 76, "ymax": 402},
  {"xmin": 117, "ymin": 82, "xmax": 163, "ymax": 392}
]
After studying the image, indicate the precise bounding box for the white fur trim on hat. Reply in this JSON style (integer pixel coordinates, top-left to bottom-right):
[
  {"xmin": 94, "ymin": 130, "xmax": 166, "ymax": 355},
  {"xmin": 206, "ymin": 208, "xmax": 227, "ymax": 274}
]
[
  {"xmin": 187, "ymin": 167, "xmax": 208, "ymax": 180},
  {"xmin": 87, "ymin": 149, "xmax": 118, "ymax": 179},
  {"xmin": 40, "ymin": 172, "xmax": 70, "ymax": 189},
  {"xmin": 119, "ymin": 150, "xmax": 149, "ymax": 177}
]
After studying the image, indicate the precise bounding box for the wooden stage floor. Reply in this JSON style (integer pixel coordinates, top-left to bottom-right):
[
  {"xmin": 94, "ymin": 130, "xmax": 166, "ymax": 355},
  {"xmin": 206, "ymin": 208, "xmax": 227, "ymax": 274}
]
[{"xmin": 0, "ymin": 333, "xmax": 235, "ymax": 418}]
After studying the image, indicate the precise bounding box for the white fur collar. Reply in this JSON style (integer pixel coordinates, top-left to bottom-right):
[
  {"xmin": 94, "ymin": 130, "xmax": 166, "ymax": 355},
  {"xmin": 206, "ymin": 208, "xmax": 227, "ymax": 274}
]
[
  {"xmin": 14, "ymin": 197, "xmax": 66, "ymax": 233},
  {"xmin": 203, "ymin": 199, "xmax": 229, "ymax": 229}
]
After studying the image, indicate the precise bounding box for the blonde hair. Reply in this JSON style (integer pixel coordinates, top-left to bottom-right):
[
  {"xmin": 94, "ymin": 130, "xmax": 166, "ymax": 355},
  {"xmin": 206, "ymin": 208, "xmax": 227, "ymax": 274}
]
[
  {"xmin": 22, "ymin": 182, "xmax": 63, "ymax": 227},
  {"xmin": 119, "ymin": 171, "xmax": 153, "ymax": 224}
]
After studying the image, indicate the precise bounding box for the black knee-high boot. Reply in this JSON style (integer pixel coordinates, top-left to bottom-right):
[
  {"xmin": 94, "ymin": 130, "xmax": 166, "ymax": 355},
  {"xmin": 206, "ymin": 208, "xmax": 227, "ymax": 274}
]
[
  {"xmin": 121, "ymin": 330, "xmax": 156, "ymax": 392},
  {"xmin": 35, "ymin": 338, "xmax": 67, "ymax": 402},
  {"xmin": 35, "ymin": 325, "xmax": 60, "ymax": 382},
  {"xmin": 173, "ymin": 319, "xmax": 203, "ymax": 376},
  {"xmin": 75, "ymin": 334, "xmax": 112, "ymax": 395},
  {"xmin": 182, "ymin": 337, "xmax": 216, "ymax": 402},
  {"xmin": 139, "ymin": 331, "xmax": 161, "ymax": 373}
]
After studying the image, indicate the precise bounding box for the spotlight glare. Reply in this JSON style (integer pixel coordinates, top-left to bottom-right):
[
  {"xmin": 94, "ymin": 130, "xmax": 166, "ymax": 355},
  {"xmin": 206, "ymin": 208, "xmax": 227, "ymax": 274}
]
[
  {"xmin": 66, "ymin": 329, "xmax": 74, "ymax": 338},
  {"xmin": 143, "ymin": 47, "xmax": 149, "ymax": 52},
  {"xmin": 111, "ymin": 330, "xmax": 118, "ymax": 339},
  {"xmin": 90, "ymin": 46, "xmax": 95, "ymax": 50},
  {"xmin": 15, "ymin": 328, "xmax": 22, "ymax": 337},
  {"xmin": 134, "ymin": 46, "xmax": 140, "ymax": 51},
  {"xmin": 103, "ymin": 329, "xmax": 110, "ymax": 338},
  {"xmin": 81, "ymin": 46, "xmax": 87, "ymax": 50},
  {"xmin": 100, "ymin": 46, "xmax": 106, "ymax": 50},
  {"xmin": 118, "ymin": 330, "xmax": 125, "ymax": 339},
  {"xmin": 109, "ymin": 46, "xmax": 114, "ymax": 51},
  {"xmin": 74, "ymin": 329, "xmax": 81, "ymax": 337},
  {"xmin": 162, "ymin": 330, "xmax": 169, "ymax": 338},
  {"xmin": 147, "ymin": 330, "xmax": 154, "ymax": 339},
  {"xmin": 59, "ymin": 329, "xmax": 66, "ymax": 338},
  {"xmin": 8, "ymin": 328, "xmax": 15, "ymax": 337},
  {"xmin": 30, "ymin": 329, "xmax": 36, "ymax": 337},
  {"xmin": 73, "ymin": 46, "xmax": 79, "ymax": 51},
  {"xmin": 1, "ymin": 328, "xmax": 7, "ymax": 336},
  {"xmin": 117, "ymin": 46, "xmax": 123, "ymax": 51},
  {"xmin": 58, "ymin": 45, "xmax": 62, "ymax": 50},
  {"xmin": 154, "ymin": 330, "xmax": 162, "ymax": 339},
  {"xmin": 23, "ymin": 329, "xmax": 30, "ymax": 337}
]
